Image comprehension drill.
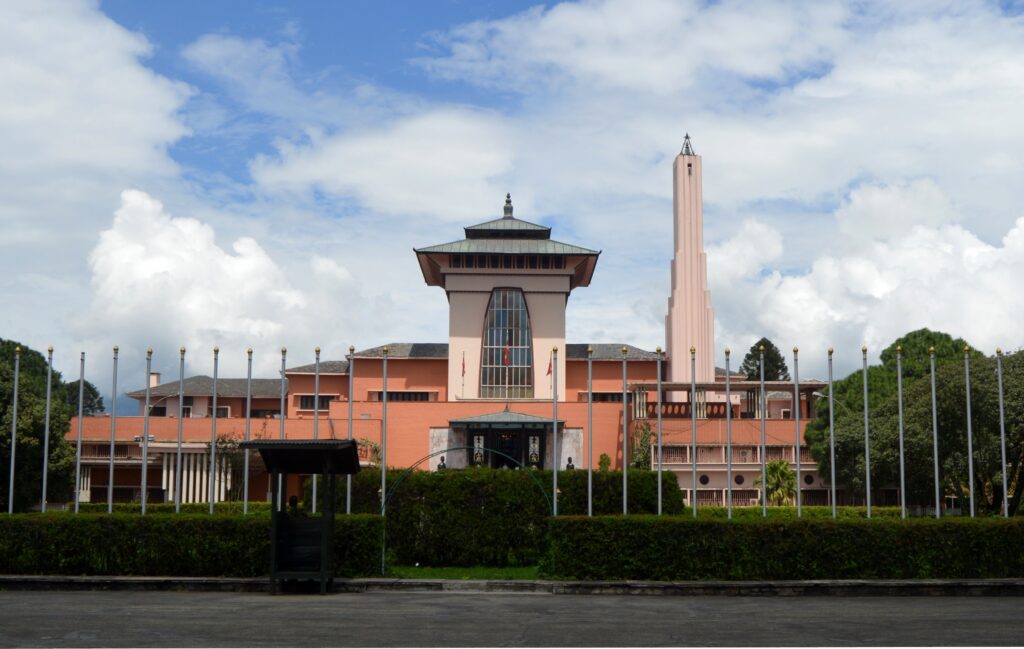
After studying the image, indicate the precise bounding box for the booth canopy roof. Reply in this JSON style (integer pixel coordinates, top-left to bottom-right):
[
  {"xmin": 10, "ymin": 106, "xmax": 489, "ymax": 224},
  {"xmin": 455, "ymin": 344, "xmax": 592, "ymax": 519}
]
[{"xmin": 239, "ymin": 440, "xmax": 361, "ymax": 475}]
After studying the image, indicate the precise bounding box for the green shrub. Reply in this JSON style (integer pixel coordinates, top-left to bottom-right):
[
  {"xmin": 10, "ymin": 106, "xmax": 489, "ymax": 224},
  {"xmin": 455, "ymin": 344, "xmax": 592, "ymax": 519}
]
[
  {"xmin": 76, "ymin": 502, "xmax": 273, "ymax": 515},
  {"xmin": 0, "ymin": 513, "xmax": 382, "ymax": 577},
  {"xmin": 313, "ymin": 468, "xmax": 682, "ymax": 566},
  {"xmin": 686, "ymin": 506, "xmax": 903, "ymax": 519},
  {"xmin": 543, "ymin": 516, "xmax": 1024, "ymax": 580}
]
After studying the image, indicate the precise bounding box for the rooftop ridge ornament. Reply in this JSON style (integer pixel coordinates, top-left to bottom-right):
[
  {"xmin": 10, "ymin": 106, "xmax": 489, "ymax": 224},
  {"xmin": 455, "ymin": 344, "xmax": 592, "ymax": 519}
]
[
  {"xmin": 681, "ymin": 133, "xmax": 695, "ymax": 156},
  {"xmin": 503, "ymin": 193, "xmax": 513, "ymax": 219}
]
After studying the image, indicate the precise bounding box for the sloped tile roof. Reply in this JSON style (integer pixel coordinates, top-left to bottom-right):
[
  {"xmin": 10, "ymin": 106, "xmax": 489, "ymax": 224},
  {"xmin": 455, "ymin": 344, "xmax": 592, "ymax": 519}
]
[
  {"xmin": 285, "ymin": 360, "xmax": 350, "ymax": 374},
  {"xmin": 414, "ymin": 238, "xmax": 598, "ymax": 256},
  {"xmin": 127, "ymin": 376, "xmax": 284, "ymax": 400},
  {"xmin": 566, "ymin": 343, "xmax": 661, "ymax": 361},
  {"xmin": 354, "ymin": 343, "xmax": 450, "ymax": 359}
]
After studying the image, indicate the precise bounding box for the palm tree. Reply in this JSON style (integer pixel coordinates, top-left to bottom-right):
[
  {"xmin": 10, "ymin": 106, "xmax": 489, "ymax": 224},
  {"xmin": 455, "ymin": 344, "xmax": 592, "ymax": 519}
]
[{"xmin": 756, "ymin": 459, "xmax": 796, "ymax": 506}]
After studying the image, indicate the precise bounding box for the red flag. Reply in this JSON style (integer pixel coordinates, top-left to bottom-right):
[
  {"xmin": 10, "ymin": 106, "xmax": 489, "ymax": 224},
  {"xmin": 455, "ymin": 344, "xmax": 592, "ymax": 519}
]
[
  {"xmin": 503, "ymin": 339, "xmax": 511, "ymax": 366},
  {"xmin": 546, "ymin": 352, "xmax": 552, "ymax": 376},
  {"xmin": 461, "ymin": 351, "xmax": 465, "ymax": 377}
]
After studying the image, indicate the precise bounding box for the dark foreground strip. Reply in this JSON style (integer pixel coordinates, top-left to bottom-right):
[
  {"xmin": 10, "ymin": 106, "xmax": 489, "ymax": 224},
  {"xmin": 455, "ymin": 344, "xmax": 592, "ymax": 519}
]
[{"xmin": 1, "ymin": 575, "xmax": 1023, "ymax": 596}]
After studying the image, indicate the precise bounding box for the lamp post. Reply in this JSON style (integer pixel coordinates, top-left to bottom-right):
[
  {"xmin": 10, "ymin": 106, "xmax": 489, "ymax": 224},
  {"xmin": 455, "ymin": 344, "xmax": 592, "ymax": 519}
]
[
  {"xmin": 862, "ymin": 346, "xmax": 871, "ymax": 518},
  {"xmin": 73, "ymin": 352, "xmax": 85, "ymax": 514},
  {"xmin": 827, "ymin": 348, "xmax": 836, "ymax": 519},
  {"xmin": 587, "ymin": 346, "xmax": 593, "ymax": 517},
  {"xmin": 141, "ymin": 348, "xmax": 152, "ymax": 515},
  {"xmin": 621, "ymin": 346, "xmax": 628, "ymax": 515},
  {"xmin": 656, "ymin": 346, "xmax": 663, "ymax": 516},
  {"xmin": 40, "ymin": 346, "xmax": 53, "ymax": 512},
  {"xmin": 107, "ymin": 346, "xmax": 118, "ymax": 514},
  {"xmin": 347, "ymin": 345, "xmax": 355, "ymax": 515},
  {"xmin": 725, "ymin": 348, "xmax": 732, "ymax": 519},
  {"xmin": 793, "ymin": 346, "xmax": 801, "ymax": 517}
]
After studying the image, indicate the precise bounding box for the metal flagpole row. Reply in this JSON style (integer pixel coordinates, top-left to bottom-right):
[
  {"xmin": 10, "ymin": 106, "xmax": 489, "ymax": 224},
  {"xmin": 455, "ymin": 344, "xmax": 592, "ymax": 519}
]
[
  {"xmin": 656, "ymin": 346, "xmax": 663, "ymax": 516},
  {"xmin": 243, "ymin": 349, "xmax": 252, "ymax": 515},
  {"xmin": 587, "ymin": 346, "xmax": 593, "ymax": 517},
  {"xmin": 690, "ymin": 347, "xmax": 697, "ymax": 518},
  {"xmin": 108, "ymin": 347, "xmax": 118, "ymax": 514},
  {"xmin": 862, "ymin": 346, "xmax": 871, "ymax": 519},
  {"xmin": 964, "ymin": 346, "xmax": 975, "ymax": 518},
  {"xmin": 760, "ymin": 346, "xmax": 767, "ymax": 517},
  {"xmin": 141, "ymin": 348, "xmax": 152, "ymax": 515},
  {"xmin": 930, "ymin": 347, "xmax": 941, "ymax": 518},
  {"xmin": 793, "ymin": 347, "xmax": 801, "ymax": 517},
  {"xmin": 347, "ymin": 345, "xmax": 355, "ymax": 515},
  {"xmin": 40, "ymin": 347, "xmax": 53, "ymax": 512},
  {"xmin": 621, "ymin": 346, "xmax": 628, "ymax": 515},
  {"xmin": 827, "ymin": 348, "xmax": 836, "ymax": 518},
  {"xmin": 725, "ymin": 348, "xmax": 732, "ymax": 518},
  {"xmin": 174, "ymin": 347, "xmax": 185, "ymax": 513},
  {"xmin": 210, "ymin": 347, "xmax": 219, "ymax": 514},
  {"xmin": 896, "ymin": 347, "xmax": 906, "ymax": 519},
  {"xmin": 73, "ymin": 352, "xmax": 85, "ymax": 513},
  {"xmin": 996, "ymin": 349, "xmax": 1009, "ymax": 518},
  {"xmin": 276, "ymin": 347, "xmax": 286, "ymax": 512},
  {"xmin": 312, "ymin": 347, "xmax": 320, "ymax": 513},
  {"xmin": 552, "ymin": 346, "xmax": 559, "ymax": 516}
]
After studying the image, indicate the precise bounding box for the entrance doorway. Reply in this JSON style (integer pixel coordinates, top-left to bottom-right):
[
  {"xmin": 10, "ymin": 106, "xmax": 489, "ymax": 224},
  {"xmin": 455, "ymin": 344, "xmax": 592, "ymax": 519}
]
[{"xmin": 463, "ymin": 425, "xmax": 546, "ymax": 469}]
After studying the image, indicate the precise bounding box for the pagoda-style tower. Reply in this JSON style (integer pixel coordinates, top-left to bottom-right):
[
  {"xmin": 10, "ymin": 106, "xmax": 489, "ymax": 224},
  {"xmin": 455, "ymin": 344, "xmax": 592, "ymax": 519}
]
[
  {"xmin": 415, "ymin": 195, "xmax": 600, "ymax": 400},
  {"xmin": 666, "ymin": 135, "xmax": 715, "ymax": 387}
]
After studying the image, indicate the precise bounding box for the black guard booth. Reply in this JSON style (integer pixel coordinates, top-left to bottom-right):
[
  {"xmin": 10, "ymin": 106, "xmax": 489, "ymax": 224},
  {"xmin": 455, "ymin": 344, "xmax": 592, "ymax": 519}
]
[{"xmin": 240, "ymin": 440, "xmax": 361, "ymax": 594}]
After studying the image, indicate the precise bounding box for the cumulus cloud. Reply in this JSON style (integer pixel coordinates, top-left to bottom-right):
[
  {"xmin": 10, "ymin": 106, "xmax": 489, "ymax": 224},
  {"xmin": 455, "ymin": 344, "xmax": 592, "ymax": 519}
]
[
  {"xmin": 251, "ymin": 108, "xmax": 514, "ymax": 221},
  {"xmin": 710, "ymin": 183, "xmax": 1024, "ymax": 376}
]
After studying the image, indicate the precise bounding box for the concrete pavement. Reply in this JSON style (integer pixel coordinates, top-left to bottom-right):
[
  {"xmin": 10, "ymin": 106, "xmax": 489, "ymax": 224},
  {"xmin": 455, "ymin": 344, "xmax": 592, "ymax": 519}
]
[{"xmin": 1, "ymin": 589, "xmax": 1023, "ymax": 646}]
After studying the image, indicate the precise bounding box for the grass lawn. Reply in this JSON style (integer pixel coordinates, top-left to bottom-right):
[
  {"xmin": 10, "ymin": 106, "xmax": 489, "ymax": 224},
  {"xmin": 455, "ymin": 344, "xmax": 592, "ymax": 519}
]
[{"xmin": 388, "ymin": 565, "xmax": 540, "ymax": 580}]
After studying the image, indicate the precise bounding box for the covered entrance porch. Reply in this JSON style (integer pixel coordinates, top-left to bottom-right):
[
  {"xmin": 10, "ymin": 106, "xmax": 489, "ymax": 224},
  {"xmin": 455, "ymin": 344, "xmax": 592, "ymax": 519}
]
[{"xmin": 448, "ymin": 411, "xmax": 564, "ymax": 470}]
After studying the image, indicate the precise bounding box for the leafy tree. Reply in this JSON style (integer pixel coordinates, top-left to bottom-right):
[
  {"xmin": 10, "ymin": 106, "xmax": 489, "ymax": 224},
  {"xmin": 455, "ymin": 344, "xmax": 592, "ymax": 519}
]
[
  {"xmin": 756, "ymin": 459, "xmax": 796, "ymax": 505},
  {"xmin": 598, "ymin": 453, "xmax": 611, "ymax": 472},
  {"xmin": 631, "ymin": 421, "xmax": 653, "ymax": 469},
  {"xmin": 805, "ymin": 329, "xmax": 1020, "ymax": 515},
  {"xmin": 1, "ymin": 339, "xmax": 76, "ymax": 511},
  {"xmin": 739, "ymin": 337, "xmax": 790, "ymax": 381},
  {"xmin": 66, "ymin": 379, "xmax": 104, "ymax": 415}
]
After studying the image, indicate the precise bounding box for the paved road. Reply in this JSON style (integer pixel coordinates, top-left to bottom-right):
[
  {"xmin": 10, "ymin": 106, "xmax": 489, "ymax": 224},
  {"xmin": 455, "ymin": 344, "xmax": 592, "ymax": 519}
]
[{"xmin": 1, "ymin": 590, "xmax": 1021, "ymax": 647}]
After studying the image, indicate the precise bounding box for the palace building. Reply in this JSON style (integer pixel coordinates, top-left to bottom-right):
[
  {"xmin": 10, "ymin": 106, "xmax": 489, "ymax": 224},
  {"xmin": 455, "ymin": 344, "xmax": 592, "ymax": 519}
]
[{"xmin": 68, "ymin": 137, "xmax": 830, "ymax": 508}]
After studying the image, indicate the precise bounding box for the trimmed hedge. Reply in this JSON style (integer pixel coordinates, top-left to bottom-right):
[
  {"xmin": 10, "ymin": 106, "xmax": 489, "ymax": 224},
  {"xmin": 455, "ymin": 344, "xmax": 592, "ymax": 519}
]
[
  {"xmin": 318, "ymin": 468, "xmax": 682, "ymax": 566},
  {"xmin": 686, "ymin": 506, "xmax": 904, "ymax": 520},
  {"xmin": 0, "ymin": 513, "xmax": 382, "ymax": 577},
  {"xmin": 76, "ymin": 502, "xmax": 273, "ymax": 515},
  {"xmin": 543, "ymin": 516, "xmax": 1024, "ymax": 580}
]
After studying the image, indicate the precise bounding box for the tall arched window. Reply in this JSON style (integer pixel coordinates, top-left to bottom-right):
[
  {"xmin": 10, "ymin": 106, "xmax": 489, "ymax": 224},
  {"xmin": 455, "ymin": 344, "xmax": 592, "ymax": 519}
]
[{"xmin": 480, "ymin": 288, "xmax": 534, "ymax": 398}]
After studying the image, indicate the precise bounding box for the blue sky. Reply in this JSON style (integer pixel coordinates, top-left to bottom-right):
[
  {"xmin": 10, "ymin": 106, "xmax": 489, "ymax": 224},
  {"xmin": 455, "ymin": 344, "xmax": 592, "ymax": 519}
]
[{"xmin": 4, "ymin": 0, "xmax": 1024, "ymax": 392}]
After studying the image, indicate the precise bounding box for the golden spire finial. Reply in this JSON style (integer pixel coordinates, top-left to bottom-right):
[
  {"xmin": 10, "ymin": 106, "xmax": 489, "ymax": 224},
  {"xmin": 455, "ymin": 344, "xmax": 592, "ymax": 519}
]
[
  {"xmin": 828, "ymin": 347, "xmax": 833, "ymax": 356},
  {"xmin": 214, "ymin": 346, "xmax": 219, "ymax": 354},
  {"xmin": 47, "ymin": 345, "xmax": 53, "ymax": 353}
]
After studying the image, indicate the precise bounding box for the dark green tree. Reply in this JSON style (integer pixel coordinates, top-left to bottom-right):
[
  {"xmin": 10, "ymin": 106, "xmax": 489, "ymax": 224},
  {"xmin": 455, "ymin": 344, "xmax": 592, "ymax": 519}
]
[
  {"xmin": 631, "ymin": 422, "xmax": 652, "ymax": 470},
  {"xmin": 739, "ymin": 337, "xmax": 790, "ymax": 380},
  {"xmin": 1, "ymin": 339, "xmax": 77, "ymax": 511},
  {"xmin": 804, "ymin": 329, "xmax": 1020, "ymax": 514},
  {"xmin": 66, "ymin": 379, "xmax": 104, "ymax": 415},
  {"xmin": 755, "ymin": 459, "xmax": 796, "ymax": 505}
]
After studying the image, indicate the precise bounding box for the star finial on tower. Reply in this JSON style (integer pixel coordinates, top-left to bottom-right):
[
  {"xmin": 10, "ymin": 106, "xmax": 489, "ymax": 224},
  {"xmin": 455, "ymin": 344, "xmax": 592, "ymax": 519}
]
[
  {"xmin": 503, "ymin": 193, "xmax": 513, "ymax": 218},
  {"xmin": 681, "ymin": 133, "xmax": 695, "ymax": 156}
]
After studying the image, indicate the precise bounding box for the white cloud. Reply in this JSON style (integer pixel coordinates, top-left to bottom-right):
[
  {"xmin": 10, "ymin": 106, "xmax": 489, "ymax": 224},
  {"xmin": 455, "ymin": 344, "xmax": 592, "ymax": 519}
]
[
  {"xmin": 251, "ymin": 108, "xmax": 514, "ymax": 221},
  {"xmin": 710, "ymin": 183, "xmax": 1024, "ymax": 376}
]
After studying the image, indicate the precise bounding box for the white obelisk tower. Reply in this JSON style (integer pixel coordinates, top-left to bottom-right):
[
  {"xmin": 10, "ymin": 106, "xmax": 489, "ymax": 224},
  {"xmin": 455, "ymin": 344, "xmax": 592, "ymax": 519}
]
[{"xmin": 666, "ymin": 134, "xmax": 715, "ymax": 387}]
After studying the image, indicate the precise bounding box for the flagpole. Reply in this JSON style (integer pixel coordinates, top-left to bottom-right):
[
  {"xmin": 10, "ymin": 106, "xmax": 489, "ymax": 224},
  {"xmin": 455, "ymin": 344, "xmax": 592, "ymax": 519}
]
[
  {"xmin": 312, "ymin": 347, "xmax": 320, "ymax": 513},
  {"xmin": 141, "ymin": 348, "xmax": 152, "ymax": 515},
  {"xmin": 347, "ymin": 345, "xmax": 354, "ymax": 515},
  {"xmin": 552, "ymin": 346, "xmax": 559, "ymax": 516},
  {"xmin": 862, "ymin": 346, "xmax": 871, "ymax": 518},
  {"xmin": 793, "ymin": 346, "xmax": 801, "ymax": 517},
  {"xmin": 760, "ymin": 346, "xmax": 767, "ymax": 517},
  {"xmin": 656, "ymin": 346, "xmax": 663, "ymax": 516},
  {"xmin": 930, "ymin": 347, "xmax": 941, "ymax": 518},
  {"xmin": 725, "ymin": 348, "xmax": 732, "ymax": 519},
  {"xmin": 621, "ymin": 346, "xmax": 628, "ymax": 515},
  {"xmin": 175, "ymin": 347, "xmax": 185, "ymax": 513},
  {"xmin": 381, "ymin": 346, "xmax": 389, "ymax": 518},
  {"xmin": 690, "ymin": 346, "xmax": 697, "ymax": 518},
  {"xmin": 107, "ymin": 346, "xmax": 118, "ymax": 514},
  {"xmin": 277, "ymin": 347, "xmax": 285, "ymax": 511},
  {"xmin": 896, "ymin": 346, "xmax": 906, "ymax": 519},
  {"xmin": 587, "ymin": 346, "xmax": 593, "ymax": 517},
  {"xmin": 41, "ymin": 346, "xmax": 53, "ymax": 512},
  {"xmin": 7, "ymin": 346, "xmax": 19, "ymax": 515},
  {"xmin": 964, "ymin": 346, "xmax": 975, "ymax": 518},
  {"xmin": 210, "ymin": 347, "xmax": 219, "ymax": 514},
  {"xmin": 997, "ymin": 349, "xmax": 1008, "ymax": 518},
  {"xmin": 827, "ymin": 348, "xmax": 836, "ymax": 519},
  {"xmin": 73, "ymin": 352, "xmax": 85, "ymax": 514},
  {"xmin": 243, "ymin": 348, "xmax": 252, "ymax": 515}
]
